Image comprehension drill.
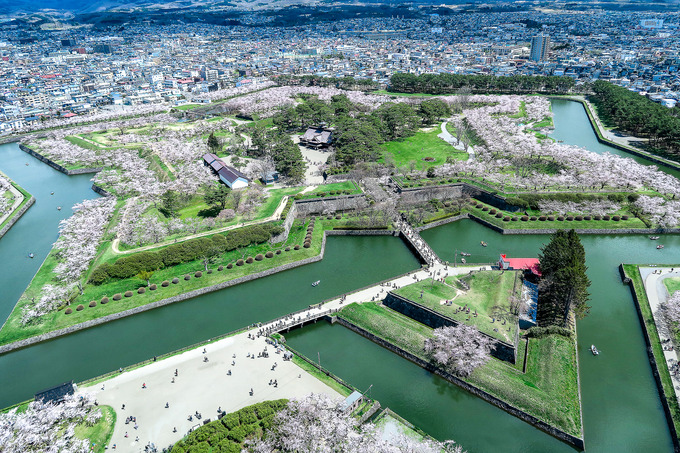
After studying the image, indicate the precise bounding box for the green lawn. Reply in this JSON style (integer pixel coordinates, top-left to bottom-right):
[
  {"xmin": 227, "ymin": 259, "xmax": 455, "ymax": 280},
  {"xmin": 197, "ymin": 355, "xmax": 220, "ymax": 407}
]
[
  {"xmin": 174, "ymin": 104, "xmax": 202, "ymax": 111},
  {"xmin": 73, "ymin": 405, "xmax": 116, "ymax": 453},
  {"xmin": 664, "ymin": 277, "xmax": 680, "ymax": 296},
  {"xmin": 0, "ymin": 218, "xmax": 339, "ymax": 346},
  {"xmin": 393, "ymin": 271, "xmax": 519, "ymax": 343},
  {"xmin": 380, "ymin": 128, "xmax": 468, "ymax": 170},
  {"xmin": 467, "ymin": 200, "xmax": 647, "ymax": 230},
  {"xmin": 338, "ymin": 302, "xmax": 582, "ymax": 437},
  {"xmin": 623, "ymin": 265, "xmax": 680, "ymax": 437},
  {"xmin": 298, "ymin": 181, "xmax": 362, "ymax": 199}
]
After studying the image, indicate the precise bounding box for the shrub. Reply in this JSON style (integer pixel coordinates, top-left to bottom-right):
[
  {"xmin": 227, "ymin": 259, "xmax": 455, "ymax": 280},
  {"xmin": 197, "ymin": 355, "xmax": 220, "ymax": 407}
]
[
  {"xmin": 207, "ymin": 269, "xmax": 213, "ymax": 274},
  {"xmin": 303, "ymin": 242, "xmax": 311, "ymax": 248},
  {"xmin": 444, "ymin": 202, "xmax": 451, "ymax": 207},
  {"xmin": 612, "ymin": 215, "xmax": 620, "ymax": 221},
  {"xmin": 294, "ymin": 245, "xmax": 300, "ymax": 250},
  {"xmin": 511, "ymin": 217, "xmax": 518, "ymax": 221},
  {"xmin": 113, "ymin": 293, "xmax": 122, "ymax": 301},
  {"xmin": 162, "ymin": 280, "xmax": 170, "ymax": 287},
  {"xmin": 184, "ymin": 274, "xmax": 191, "ymax": 281},
  {"xmin": 548, "ymin": 216, "xmax": 555, "ymax": 221},
  {"xmin": 265, "ymin": 251, "xmax": 274, "ymax": 258},
  {"xmin": 583, "ymin": 215, "xmax": 591, "ymax": 221},
  {"xmin": 482, "ymin": 207, "xmax": 489, "ymax": 212},
  {"xmin": 195, "ymin": 271, "xmax": 203, "ymax": 278},
  {"xmin": 593, "ymin": 215, "xmax": 602, "ymax": 220},
  {"xmin": 335, "ymin": 215, "xmax": 341, "ymax": 220},
  {"xmin": 149, "ymin": 284, "xmax": 157, "ymax": 290},
  {"xmin": 495, "ymin": 213, "xmax": 503, "ymax": 218},
  {"xmin": 276, "ymin": 249, "xmax": 282, "ymax": 255},
  {"xmin": 530, "ymin": 216, "xmax": 537, "ymax": 221},
  {"xmin": 245, "ymin": 257, "xmax": 253, "ymax": 264},
  {"xmin": 603, "ymin": 215, "xmax": 610, "ymax": 220},
  {"xmin": 539, "ymin": 216, "xmax": 546, "ymax": 221},
  {"xmin": 566, "ymin": 216, "xmax": 574, "ymax": 221},
  {"xmin": 138, "ymin": 287, "xmax": 146, "ymax": 294},
  {"xmin": 65, "ymin": 308, "xmax": 73, "ymax": 314},
  {"xmin": 227, "ymin": 263, "xmax": 234, "ymax": 269},
  {"xmin": 124, "ymin": 291, "xmax": 133, "ymax": 297},
  {"xmin": 475, "ymin": 203, "xmax": 483, "ymax": 209},
  {"xmin": 503, "ymin": 216, "xmax": 510, "ymax": 221},
  {"xmin": 76, "ymin": 304, "xmax": 84, "ymax": 311},
  {"xmin": 326, "ymin": 215, "xmax": 332, "ymax": 220},
  {"xmin": 489, "ymin": 209, "xmax": 497, "ymax": 215},
  {"xmin": 557, "ymin": 216, "xmax": 564, "ymax": 221},
  {"xmin": 89, "ymin": 301, "xmax": 97, "ymax": 308},
  {"xmin": 255, "ymin": 254, "xmax": 264, "ymax": 261},
  {"xmin": 88, "ymin": 263, "xmax": 111, "ymax": 285},
  {"xmin": 526, "ymin": 325, "xmax": 574, "ymax": 339},
  {"xmin": 621, "ymin": 215, "xmax": 629, "ymax": 220},
  {"xmin": 218, "ymin": 265, "xmax": 224, "ymax": 271},
  {"xmin": 285, "ymin": 246, "xmax": 291, "ymax": 251},
  {"xmin": 101, "ymin": 297, "xmax": 109, "ymax": 304}
]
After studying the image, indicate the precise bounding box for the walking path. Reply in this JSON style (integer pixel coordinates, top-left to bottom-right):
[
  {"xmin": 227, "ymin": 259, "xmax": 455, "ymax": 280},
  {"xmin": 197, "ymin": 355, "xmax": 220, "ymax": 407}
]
[
  {"xmin": 111, "ymin": 192, "xmax": 294, "ymax": 255},
  {"xmin": 91, "ymin": 262, "xmax": 489, "ymax": 451},
  {"xmin": 642, "ymin": 267, "xmax": 680, "ymax": 403},
  {"xmin": 0, "ymin": 182, "xmax": 24, "ymax": 227},
  {"xmin": 394, "ymin": 215, "xmax": 442, "ymax": 266},
  {"xmin": 438, "ymin": 121, "xmax": 474, "ymax": 161}
]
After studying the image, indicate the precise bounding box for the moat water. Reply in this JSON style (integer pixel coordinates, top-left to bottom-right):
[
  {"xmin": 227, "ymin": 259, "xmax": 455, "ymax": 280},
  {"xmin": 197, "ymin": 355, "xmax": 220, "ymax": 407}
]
[{"xmin": 0, "ymin": 99, "xmax": 678, "ymax": 451}]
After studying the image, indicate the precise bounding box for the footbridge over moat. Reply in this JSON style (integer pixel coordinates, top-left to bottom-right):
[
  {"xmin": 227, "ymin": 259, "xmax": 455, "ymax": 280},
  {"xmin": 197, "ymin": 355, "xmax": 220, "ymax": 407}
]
[{"xmin": 394, "ymin": 215, "xmax": 443, "ymax": 266}]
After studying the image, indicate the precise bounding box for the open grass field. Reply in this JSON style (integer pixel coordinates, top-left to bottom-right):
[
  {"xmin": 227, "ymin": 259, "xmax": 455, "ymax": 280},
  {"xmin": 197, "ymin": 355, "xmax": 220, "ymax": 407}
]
[
  {"xmin": 173, "ymin": 104, "xmax": 202, "ymax": 111},
  {"xmin": 338, "ymin": 302, "xmax": 582, "ymax": 437},
  {"xmin": 0, "ymin": 218, "xmax": 339, "ymax": 345},
  {"xmin": 298, "ymin": 181, "xmax": 362, "ymax": 199},
  {"xmin": 622, "ymin": 265, "xmax": 680, "ymax": 437},
  {"xmin": 74, "ymin": 405, "xmax": 116, "ymax": 453},
  {"xmin": 664, "ymin": 277, "xmax": 680, "ymax": 296},
  {"xmin": 379, "ymin": 128, "xmax": 468, "ymax": 171},
  {"xmin": 393, "ymin": 271, "xmax": 519, "ymax": 343},
  {"xmin": 467, "ymin": 200, "xmax": 647, "ymax": 230}
]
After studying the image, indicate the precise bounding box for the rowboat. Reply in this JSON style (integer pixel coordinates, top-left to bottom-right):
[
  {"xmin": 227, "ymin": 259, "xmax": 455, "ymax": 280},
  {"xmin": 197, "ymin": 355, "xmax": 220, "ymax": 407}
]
[
  {"xmin": 480, "ymin": 241, "xmax": 487, "ymax": 247},
  {"xmin": 591, "ymin": 345, "xmax": 599, "ymax": 356},
  {"xmin": 461, "ymin": 252, "xmax": 471, "ymax": 256},
  {"xmin": 657, "ymin": 245, "xmax": 665, "ymax": 250},
  {"xmin": 311, "ymin": 280, "xmax": 321, "ymax": 287},
  {"xmin": 650, "ymin": 236, "xmax": 660, "ymax": 240}
]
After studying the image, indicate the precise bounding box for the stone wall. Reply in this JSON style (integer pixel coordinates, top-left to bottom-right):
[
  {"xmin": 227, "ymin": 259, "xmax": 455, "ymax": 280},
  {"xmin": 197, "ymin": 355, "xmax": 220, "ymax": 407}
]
[
  {"xmin": 91, "ymin": 184, "xmax": 112, "ymax": 197},
  {"xmin": 383, "ymin": 292, "xmax": 516, "ymax": 363},
  {"xmin": 334, "ymin": 316, "xmax": 584, "ymax": 450},
  {"xmin": 0, "ymin": 196, "xmax": 35, "ymax": 239},
  {"xmin": 415, "ymin": 213, "xmax": 471, "ymax": 232},
  {"xmin": 620, "ymin": 265, "xmax": 680, "ymax": 451},
  {"xmin": 294, "ymin": 194, "xmax": 367, "ymax": 215},
  {"xmin": 397, "ymin": 182, "xmax": 521, "ymax": 213},
  {"xmin": 271, "ymin": 202, "xmax": 296, "ymax": 244},
  {"xmin": 19, "ymin": 144, "xmax": 102, "ymax": 176}
]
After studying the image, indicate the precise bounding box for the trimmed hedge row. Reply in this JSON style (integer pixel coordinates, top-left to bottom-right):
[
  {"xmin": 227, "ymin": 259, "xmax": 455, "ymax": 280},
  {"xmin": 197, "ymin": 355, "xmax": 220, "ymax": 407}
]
[
  {"xmin": 89, "ymin": 224, "xmax": 283, "ymax": 284},
  {"xmin": 171, "ymin": 400, "xmax": 288, "ymax": 453}
]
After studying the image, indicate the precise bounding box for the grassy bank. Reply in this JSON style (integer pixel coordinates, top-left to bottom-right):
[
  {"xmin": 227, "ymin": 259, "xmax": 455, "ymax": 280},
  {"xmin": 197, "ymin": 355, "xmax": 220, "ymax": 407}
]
[
  {"xmin": 0, "ymin": 175, "xmax": 32, "ymax": 232},
  {"xmin": 338, "ymin": 302, "xmax": 582, "ymax": 437},
  {"xmin": 74, "ymin": 405, "xmax": 116, "ymax": 453},
  {"xmin": 623, "ymin": 264, "xmax": 680, "ymax": 437},
  {"xmin": 0, "ymin": 218, "xmax": 329, "ymax": 346},
  {"xmin": 393, "ymin": 271, "xmax": 519, "ymax": 343}
]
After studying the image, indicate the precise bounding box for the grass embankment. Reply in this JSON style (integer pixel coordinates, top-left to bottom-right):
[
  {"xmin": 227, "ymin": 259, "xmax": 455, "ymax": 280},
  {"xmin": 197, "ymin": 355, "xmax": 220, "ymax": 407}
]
[
  {"xmin": 0, "ymin": 218, "xmax": 329, "ymax": 346},
  {"xmin": 467, "ymin": 199, "xmax": 646, "ymax": 230},
  {"xmin": 173, "ymin": 104, "xmax": 202, "ymax": 111},
  {"xmin": 623, "ymin": 264, "xmax": 680, "ymax": 437},
  {"xmin": 379, "ymin": 128, "xmax": 468, "ymax": 170},
  {"xmin": 393, "ymin": 271, "xmax": 519, "ymax": 343},
  {"xmin": 74, "ymin": 405, "xmax": 116, "ymax": 453},
  {"xmin": 664, "ymin": 277, "xmax": 680, "ymax": 296},
  {"xmin": 0, "ymin": 176, "xmax": 32, "ymax": 232},
  {"xmin": 338, "ymin": 302, "xmax": 581, "ymax": 437},
  {"xmin": 296, "ymin": 181, "xmax": 362, "ymax": 200}
]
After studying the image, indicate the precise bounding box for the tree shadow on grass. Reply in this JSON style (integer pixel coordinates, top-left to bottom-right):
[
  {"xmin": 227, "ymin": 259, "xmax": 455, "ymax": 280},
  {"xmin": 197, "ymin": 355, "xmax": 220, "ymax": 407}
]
[{"xmin": 198, "ymin": 206, "xmax": 222, "ymax": 218}]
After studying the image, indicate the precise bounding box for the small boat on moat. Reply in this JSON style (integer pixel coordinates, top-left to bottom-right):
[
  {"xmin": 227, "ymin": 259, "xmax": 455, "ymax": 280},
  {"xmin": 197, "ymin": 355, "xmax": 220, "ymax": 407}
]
[
  {"xmin": 311, "ymin": 280, "xmax": 320, "ymax": 287},
  {"xmin": 28, "ymin": 253, "xmax": 34, "ymax": 259},
  {"xmin": 591, "ymin": 345, "xmax": 599, "ymax": 356},
  {"xmin": 480, "ymin": 241, "xmax": 488, "ymax": 247},
  {"xmin": 657, "ymin": 245, "xmax": 665, "ymax": 250},
  {"xmin": 650, "ymin": 236, "xmax": 660, "ymax": 240},
  {"xmin": 461, "ymin": 252, "xmax": 471, "ymax": 256}
]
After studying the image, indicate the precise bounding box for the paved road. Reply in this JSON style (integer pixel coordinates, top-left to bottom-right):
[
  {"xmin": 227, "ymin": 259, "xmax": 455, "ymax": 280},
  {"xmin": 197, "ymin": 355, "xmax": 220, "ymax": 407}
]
[
  {"xmin": 642, "ymin": 267, "xmax": 680, "ymax": 402},
  {"xmin": 438, "ymin": 121, "xmax": 474, "ymax": 161}
]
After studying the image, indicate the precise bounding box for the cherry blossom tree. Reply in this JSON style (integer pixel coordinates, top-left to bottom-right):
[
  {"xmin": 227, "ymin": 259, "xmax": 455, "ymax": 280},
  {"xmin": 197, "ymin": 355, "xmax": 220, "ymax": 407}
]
[
  {"xmin": 247, "ymin": 393, "xmax": 463, "ymax": 453},
  {"xmin": 660, "ymin": 291, "xmax": 680, "ymax": 329},
  {"xmin": 424, "ymin": 324, "xmax": 492, "ymax": 377},
  {"xmin": 0, "ymin": 392, "xmax": 101, "ymax": 453}
]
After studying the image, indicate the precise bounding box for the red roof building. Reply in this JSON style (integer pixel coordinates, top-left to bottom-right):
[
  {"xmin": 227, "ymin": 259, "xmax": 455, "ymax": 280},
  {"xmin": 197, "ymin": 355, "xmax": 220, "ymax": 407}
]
[{"xmin": 498, "ymin": 254, "xmax": 541, "ymax": 277}]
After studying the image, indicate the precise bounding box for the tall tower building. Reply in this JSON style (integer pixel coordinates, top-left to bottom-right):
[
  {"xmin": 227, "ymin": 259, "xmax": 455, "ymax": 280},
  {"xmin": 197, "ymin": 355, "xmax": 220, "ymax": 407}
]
[{"xmin": 530, "ymin": 35, "xmax": 550, "ymax": 62}]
